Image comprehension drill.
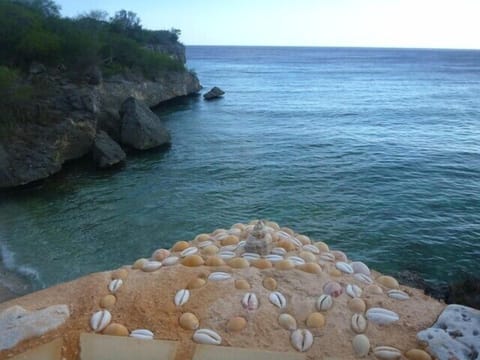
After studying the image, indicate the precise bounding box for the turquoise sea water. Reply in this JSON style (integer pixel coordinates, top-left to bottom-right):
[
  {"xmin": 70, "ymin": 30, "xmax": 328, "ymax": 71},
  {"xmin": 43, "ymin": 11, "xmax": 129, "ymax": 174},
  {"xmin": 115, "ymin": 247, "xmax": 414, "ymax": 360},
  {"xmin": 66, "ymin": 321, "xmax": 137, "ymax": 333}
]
[{"xmin": 0, "ymin": 46, "xmax": 479, "ymax": 293}]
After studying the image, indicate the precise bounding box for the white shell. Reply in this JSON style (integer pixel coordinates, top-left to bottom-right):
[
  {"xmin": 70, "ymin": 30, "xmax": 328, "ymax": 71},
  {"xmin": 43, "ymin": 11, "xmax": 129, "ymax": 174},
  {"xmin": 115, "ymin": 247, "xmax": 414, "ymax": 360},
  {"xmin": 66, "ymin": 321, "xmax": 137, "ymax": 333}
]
[
  {"xmin": 174, "ymin": 289, "xmax": 190, "ymax": 306},
  {"xmin": 288, "ymin": 237, "xmax": 303, "ymax": 248},
  {"xmin": 213, "ymin": 233, "xmax": 229, "ymax": 241},
  {"xmin": 218, "ymin": 250, "xmax": 236, "ymax": 260},
  {"xmin": 287, "ymin": 256, "xmax": 306, "ymax": 266},
  {"xmin": 142, "ymin": 260, "xmax": 162, "ymax": 272},
  {"xmin": 208, "ymin": 272, "xmax": 232, "ymax": 281},
  {"xmin": 319, "ymin": 252, "xmax": 335, "ymax": 262},
  {"xmin": 130, "ymin": 329, "xmax": 154, "ymax": 340},
  {"xmin": 241, "ymin": 292, "xmax": 259, "ymax": 310},
  {"xmin": 351, "ymin": 261, "xmax": 371, "ymax": 275},
  {"xmin": 373, "ymin": 346, "xmax": 402, "ymax": 359},
  {"xmin": 220, "ymin": 244, "xmax": 238, "ymax": 252},
  {"xmin": 180, "ymin": 247, "xmax": 198, "ymax": 257},
  {"xmin": 277, "ymin": 231, "xmax": 291, "ymax": 241},
  {"xmin": 237, "ymin": 240, "xmax": 246, "ymax": 248},
  {"xmin": 90, "ymin": 310, "xmax": 111, "ymax": 332},
  {"xmin": 346, "ymin": 284, "xmax": 363, "ymax": 298},
  {"xmin": 271, "ymin": 247, "xmax": 287, "ymax": 256},
  {"xmin": 108, "ymin": 279, "xmax": 123, "ymax": 293},
  {"xmin": 263, "ymin": 254, "xmax": 284, "ymax": 263},
  {"xmin": 242, "ymin": 252, "xmax": 261, "ymax": 261},
  {"xmin": 335, "ymin": 261, "xmax": 354, "ymax": 274},
  {"xmin": 162, "ymin": 256, "xmax": 179, "ymax": 266},
  {"xmin": 352, "ymin": 334, "xmax": 370, "ymax": 357},
  {"xmin": 228, "ymin": 228, "xmax": 242, "ymax": 236},
  {"xmin": 193, "ymin": 328, "xmax": 222, "ymax": 345},
  {"xmin": 278, "ymin": 313, "xmax": 297, "ymax": 330},
  {"xmin": 198, "ymin": 240, "xmax": 213, "ymax": 248},
  {"xmin": 269, "ymin": 291, "xmax": 287, "ymax": 309},
  {"xmin": 290, "ymin": 329, "xmax": 313, "ymax": 352},
  {"xmin": 302, "ymin": 244, "xmax": 320, "ymax": 254},
  {"xmin": 351, "ymin": 313, "xmax": 368, "ymax": 333},
  {"xmin": 387, "ymin": 289, "xmax": 410, "ymax": 300},
  {"xmin": 354, "ymin": 273, "xmax": 373, "ymax": 284},
  {"xmin": 366, "ymin": 308, "xmax": 400, "ymax": 325},
  {"xmin": 316, "ymin": 294, "xmax": 333, "ymax": 311}
]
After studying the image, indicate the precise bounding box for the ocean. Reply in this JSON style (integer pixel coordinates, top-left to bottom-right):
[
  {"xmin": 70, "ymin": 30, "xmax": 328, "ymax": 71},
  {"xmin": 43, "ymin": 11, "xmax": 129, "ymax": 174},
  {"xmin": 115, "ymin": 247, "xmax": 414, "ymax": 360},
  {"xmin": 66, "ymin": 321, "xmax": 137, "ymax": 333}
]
[{"xmin": 0, "ymin": 46, "xmax": 479, "ymax": 295}]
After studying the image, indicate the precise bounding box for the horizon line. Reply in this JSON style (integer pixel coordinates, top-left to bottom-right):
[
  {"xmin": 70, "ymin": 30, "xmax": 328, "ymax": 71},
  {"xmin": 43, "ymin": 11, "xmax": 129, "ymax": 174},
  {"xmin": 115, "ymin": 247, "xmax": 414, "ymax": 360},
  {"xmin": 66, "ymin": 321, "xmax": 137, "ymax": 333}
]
[{"xmin": 185, "ymin": 44, "xmax": 480, "ymax": 51}]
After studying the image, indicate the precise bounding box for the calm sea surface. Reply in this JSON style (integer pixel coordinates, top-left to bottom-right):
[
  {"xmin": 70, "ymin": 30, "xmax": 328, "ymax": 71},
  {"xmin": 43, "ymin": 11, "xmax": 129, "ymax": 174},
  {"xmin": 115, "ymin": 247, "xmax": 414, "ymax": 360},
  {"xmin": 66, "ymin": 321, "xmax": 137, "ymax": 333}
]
[{"xmin": 1, "ymin": 46, "xmax": 479, "ymax": 293}]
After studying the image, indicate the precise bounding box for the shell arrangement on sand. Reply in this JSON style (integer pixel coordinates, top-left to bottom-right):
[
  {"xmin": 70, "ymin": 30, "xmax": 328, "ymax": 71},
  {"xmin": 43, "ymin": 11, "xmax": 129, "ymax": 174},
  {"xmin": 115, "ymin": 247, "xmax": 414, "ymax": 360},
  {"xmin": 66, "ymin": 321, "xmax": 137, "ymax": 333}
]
[{"xmin": 88, "ymin": 220, "xmax": 434, "ymax": 359}]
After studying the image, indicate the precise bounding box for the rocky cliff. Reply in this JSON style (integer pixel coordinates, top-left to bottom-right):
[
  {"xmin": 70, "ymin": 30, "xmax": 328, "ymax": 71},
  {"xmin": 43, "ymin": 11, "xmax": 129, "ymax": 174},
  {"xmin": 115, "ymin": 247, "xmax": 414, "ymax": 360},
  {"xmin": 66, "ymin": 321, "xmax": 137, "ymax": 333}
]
[{"xmin": 0, "ymin": 64, "xmax": 200, "ymax": 189}]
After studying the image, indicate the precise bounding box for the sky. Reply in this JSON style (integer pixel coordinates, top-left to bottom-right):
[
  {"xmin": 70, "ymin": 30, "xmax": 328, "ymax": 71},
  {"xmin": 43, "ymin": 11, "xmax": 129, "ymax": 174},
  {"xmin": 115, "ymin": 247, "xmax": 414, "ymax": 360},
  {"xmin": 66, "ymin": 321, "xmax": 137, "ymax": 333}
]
[{"xmin": 57, "ymin": 0, "xmax": 480, "ymax": 49}]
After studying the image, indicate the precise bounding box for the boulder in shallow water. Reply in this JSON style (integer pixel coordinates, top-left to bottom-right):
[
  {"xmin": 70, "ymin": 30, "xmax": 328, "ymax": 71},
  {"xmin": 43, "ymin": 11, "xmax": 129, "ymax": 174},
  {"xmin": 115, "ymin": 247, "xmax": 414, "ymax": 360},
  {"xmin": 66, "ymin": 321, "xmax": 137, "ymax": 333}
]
[
  {"xmin": 92, "ymin": 131, "xmax": 126, "ymax": 168},
  {"xmin": 417, "ymin": 304, "xmax": 480, "ymax": 360},
  {"xmin": 203, "ymin": 86, "xmax": 225, "ymax": 100}
]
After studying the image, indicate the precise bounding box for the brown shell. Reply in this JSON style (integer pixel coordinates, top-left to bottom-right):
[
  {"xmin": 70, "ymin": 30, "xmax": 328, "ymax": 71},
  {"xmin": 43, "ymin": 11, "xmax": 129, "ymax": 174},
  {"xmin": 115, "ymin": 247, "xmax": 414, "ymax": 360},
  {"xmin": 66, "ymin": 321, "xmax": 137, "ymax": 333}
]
[
  {"xmin": 181, "ymin": 255, "xmax": 205, "ymax": 267},
  {"xmin": 194, "ymin": 233, "xmax": 211, "ymax": 242},
  {"xmin": 348, "ymin": 298, "xmax": 366, "ymax": 313},
  {"xmin": 205, "ymin": 256, "xmax": 225, "ymax": 267},
  {"xmin": 275, "ymin": 259, "xmax": 295, "ymax": 270},
  {"xmin": 227, "ymin": 316, "xmax": 247, "ymax": 332},
  {"xmin": 100, "ymin": 294, "xmax": 116, "ymax": 309},
  {"xmin": 297, "ymin": 263, "xmax": 322, "ymax": 274},
  {"xmin": 111, "ymin": 268, "xmax": 128, "ymax": 280},
  {"xmin": 103, "ymin": 323, "xmax": 129, "ymax": 336},
  {"xmin": 132, "ymin": 258, "xmax": 148, "ymax": 269},
  {"xmin": 235, "ymin": 279, "xmax": 251, "ymax": 290},
  {"xmin": 262, "ymin": 277, "xmax": 277, "ymax": 290},
  {"xmin": 314, "ymin": 241, "xmax": 330, "ymax": 252},
  {"xmin": 201, "ymin": 245, "xmax": 219, "ymax": 256},
  {"xmin": 251, "ymin": 259, "xmax": 273, "ymax": 269},
  {"xmin": 186, "ymin": 277, "xmax": 207, "ymax": 290},
  {"xmin": 405, "ymin": 349, "xmax": 432, "ymax": 360},
  {"xmin": 306, "ymin": 312, "xmax": 325, "ymax": 328},
  {"xmin": 152, "ymin": 249, "xmax": 170, "ymax": 261},
  {"xmin": 295, "ymin": 234, "xmax": 311, "ymax": 245},
  {"xmin": 376, "ymin": 275, "xmax": 400, "ymax": 289},
  {"xmin": 179, "ymin": 313, "xmax": 199, "ymax": 330},
  {"xmin": 221, "ymin": 235, "xmax": 239, "ymax": 246},
  {"xmin": 227, "ymin": 257, "xmax": 250, "ymax": 269},
  {"xmin": 172, "ymin": 241, "xmax": 191, "ymax": 252},
  {"xmin": 277, "ymin": 240, "xmax": 296, "ymax": 252},
  {"xmin": 298, "ymin": 251, "xmax": 317, "ymax": 263}
]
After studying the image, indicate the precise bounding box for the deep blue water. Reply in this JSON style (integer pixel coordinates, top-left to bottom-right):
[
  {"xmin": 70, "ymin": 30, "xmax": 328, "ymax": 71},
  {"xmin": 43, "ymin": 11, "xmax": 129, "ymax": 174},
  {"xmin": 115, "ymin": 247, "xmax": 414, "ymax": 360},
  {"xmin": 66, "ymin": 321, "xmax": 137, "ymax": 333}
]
[{"xmin": 1, "ymin": 46, "xmax": 479, "ymax": 294}]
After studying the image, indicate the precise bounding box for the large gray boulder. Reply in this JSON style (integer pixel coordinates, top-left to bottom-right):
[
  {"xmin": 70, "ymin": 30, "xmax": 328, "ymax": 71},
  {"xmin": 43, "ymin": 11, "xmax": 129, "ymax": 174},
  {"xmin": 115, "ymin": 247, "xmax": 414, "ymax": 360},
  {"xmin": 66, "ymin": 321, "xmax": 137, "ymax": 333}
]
[
  {"xmin": 119, "ymin": 97, "xmax": 171, "ymax": 150},
  {"xmin": 203, "ymin": 86, "xmax": 225, "ymax": 100},
  {"xmin": 92, "ymin": 131, "xmax": 126, "ymax": 168}
]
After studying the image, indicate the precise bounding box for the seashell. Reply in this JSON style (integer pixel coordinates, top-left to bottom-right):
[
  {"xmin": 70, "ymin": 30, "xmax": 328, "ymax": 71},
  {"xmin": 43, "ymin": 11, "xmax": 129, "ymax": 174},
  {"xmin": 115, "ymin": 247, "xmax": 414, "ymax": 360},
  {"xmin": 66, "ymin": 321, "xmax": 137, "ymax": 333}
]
[
  {"xmin": 100, "ymin": 294, "xmax": 116, "ymax": 309},
  {"xmin": 280, "ymin": 227, "xmax": 295, "ymax": 236},
  {"xmin": 288, "ymin": 236, "xmax": 303, "ymax": 248},
  {"xmin": 323, "ymin": 281, "xmax": 343, "ymax": 297},
  {"xmin": 108, "ymin": 279, "xmax": 123, "ymax": 294},
  {"xmin": 237, "ymin": 240, "xmax": 246, "ymax": 248},
  {"xmin": 376, "ymin": 275, "xmax": 400, "ymax": 289},
  {"xmin": 351, "ymin": 313, "xmax": 368, "ymax": 333},
  {"xmin": 179, "ymin": 312, "xmax": 199, "ymax": 330},
  {"xmin": 90, "ymin": 310, "xmax": 112, "ymax": 332},
  {"xmin": 316, "ymin": 294, "xmax": 333, "ymax": 311},
  {"xmin": 235, "ymin": 279, "xmax": 251, "ymax": 289},
  {"xmin": 373, "ymin": 346, "xmax": 402, "ymax": 359},
  {"xmin": 271, "ymin": 247, "xmax": 287, "ymax": 256},
  {"xmin": 193, "ymin": 328, "xmax": 222, "ymax": 345},
  {"xmin": 172, "ymin": 241, "xmax": 190, "ymax": 252},
  {"xmin": 103, "ymin": 323, "xmax": 129, "ymax": 336},
  {"xmin": 142, "ymin": 260, "xmax": 162, "ymax": 272},
  {"xmin": 130, "ymin": 329, "xmax": 154, "ymax": 340},
  {"xmin": 405, "ymin": 349, "xmax": 432, "ymax": 360},
  {"xmin": 213, "ymin": 232, "xmax": 229, "ymax": 241},
  {"xmin": 241, "ymin": 292, "xmax": 259, "ymax": 310},
  {"xmin": 314, "ymin": 241, "xmax": 330, "ymax": 252},
  {"xmin": 220, "ymin": 245, "xmax": 238, "ymax": 252},
  {"xmin": 278, "ymin": 240, "xmax": 296, "ymax": 252},
  {"xmin": 202, "ymin": 245, "xmax": 219, "ymax": 255},
  {"xmin": 228, "ymin": 257, "xmax": 250, "ymax": 268},
  {"xmin": 335, "ymin": 261, "xmax": 354, "ymax": 274},
  {"xmin": 111, "ymin": 269, "xmax": 128, "ymax": 280},
  {"xmin": 278, "ymin": 313, "xmax": 297, "ymax": 330},
  {"xmin": 331, "ymin": 250, "xmax": 348, "ymax": 261},
  {"xmin": 242, "ymin": 252, "xmax": 261, "ymax": 261},
  {"xmin": 194, "ymin": 233, "xmax": 211, "ymax": 242},
  {"xmin": 319, "ymin": 252, "xmax": 335, "ymax": 262},
  {"xmin": 365, "ymin": 284, "xmax": 384, "ymax": 295},
  {"xmin": 348, "ymin": 298, "xmax": 366, "ymax": 313},
  {"xmin": 290, "ymin": 329, "xmax": 313, "ymax": 352},
  {"xmin": 180, "ymin": 247, "xmax": 199, "ymax": 257},
  {"xmin": 351, "ymin": 261, "xmax": 371, "ymax": 276},
  {"xmin": 208, "ymin": 272, "xmax": 232, "ymax": 281},
  {"xmin": 227, "ymin": 317, "xmax": 247, "ymax": 332},
  {"xmin": 276, "ymin": 230, "xmax": 292, "ymax": 241},
  {"xmin": 162, "ymin": 256, "xmax": 179, "ymax": 266},
  {"xmin": 366, "ymin": 308, "xmax": 400, "ymax": 325},
  {"xmin": 354, "ymin": 273, "xmax": 373, "ymax": 285},
  {"xmin": 275, "ymin": 259, "xmax": 295, "ymax": 270},
  {"xmin": 152, "ymin": 249, "xmax": 170, "ymax": 261},
  {"xmin": 302, "ymin": 244, "xmax": 320, "ymax": 254},
  {"xmin": 346, "ymin": 284, "xmax": 363, "ymax": 298},
  {"xmin": 265, "ymin": 220, "xmax": 280, "ymax": 230},
  {"xmin": 387, "ymin": 289, "xmax": 410, "ymax": 301},
  {"xmin": 352, "ymin": 334, "xmax": 370, "ymax": 357},
  {"xmin": 287, "ymin": 256, "xmax": 306, "ymax": 266},
  {"xmin": 264, "ymin": 254, "xmax": 284, "ymax": 263},
  {"xmin": 296, "ymin": 234, "xmax": 311, "ymax": 245},
  {"xmin": 269, "ymin": 291, "xmax": 287, "ymax": 309},
  {"xmin": 251, "ymin": 259, "xmax": 273, "ymax": 269},
  {"xmin": 218, "ymin": 250, "xmax": 236, "ymax": 260},
  {"xmin": 329, "ymin": 268, "xmax": 342, "ymax": 277},
  {"xmin": 297, "ymin": 263, "xmax": 322, "ymax": 274},
  {"xmin": 174, "ymin": 289, "xmax": 190, "ymax": 306},
  {"xmin": 187, "ymin": 277, "xmax": 207, "ymax": 289},
  {"xmin": 198, "ymin": 240, "xmax": 213, "ymax": 248},
  {"xmin": 306, "ymin": 312, "xmax": 325, "ymax": 328},
  {"xmin": 262, "ymin": 277, "xmax": 277, "ymax": 290},
  {"xmin": 298, "ymin": 251, "xmax": 317, "ymax": 263},
  {"xmin": 228, "ymin": 227, "xmax": 242, "ymax": 236},
  {"xmin": 181, "ymin": 255, "xmax": 204, "ymax": 267},
  {"xmin": 205, "ymin": 256, "xmax": 225, "ymax": 266},
  {"xmin": 132, "ymin": 258, "xmax": 148, "ymax": 269},
  {"xmin": 221, "ymin": 235, "xmax": 239, "ymax": 246}
]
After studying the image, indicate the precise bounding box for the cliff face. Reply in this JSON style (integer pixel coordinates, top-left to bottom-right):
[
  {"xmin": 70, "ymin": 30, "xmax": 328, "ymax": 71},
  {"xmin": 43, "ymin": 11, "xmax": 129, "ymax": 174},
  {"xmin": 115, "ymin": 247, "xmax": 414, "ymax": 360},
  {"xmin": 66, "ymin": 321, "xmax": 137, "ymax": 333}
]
[{"xmin": 0, "ymin": 64, "xmax": 200, "ymax": 189}]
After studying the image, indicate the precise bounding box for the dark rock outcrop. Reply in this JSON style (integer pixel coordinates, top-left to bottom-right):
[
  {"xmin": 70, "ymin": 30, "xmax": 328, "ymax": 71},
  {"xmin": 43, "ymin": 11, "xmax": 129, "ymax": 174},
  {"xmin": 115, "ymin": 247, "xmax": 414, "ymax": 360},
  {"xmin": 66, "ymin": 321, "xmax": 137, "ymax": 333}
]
[
  {"xmin": 92, "ymin": 131, "xmax": 126, "ymax": 168},
  {"xmin": 203, "ymin": 86, "xmax": 225, "ymax": 100}
]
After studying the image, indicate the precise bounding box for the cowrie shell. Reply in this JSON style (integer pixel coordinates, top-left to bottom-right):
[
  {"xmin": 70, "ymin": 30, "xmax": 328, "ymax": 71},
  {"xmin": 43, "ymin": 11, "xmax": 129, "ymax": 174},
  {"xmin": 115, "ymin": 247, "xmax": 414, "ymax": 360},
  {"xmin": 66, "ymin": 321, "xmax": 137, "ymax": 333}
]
[
  {"xmin": 175, "ymin": 289, "xmax": 190, "ymax": 306},
  {"xmin": 241, "ymin": 292, "xmax": 259, "ymax": 310},
  {"xmin": 346, "ymin": 284, "xmax": 362, "ymax": 298},
  {"xmin": 302, "ymin": 244, "xmax": 320, "ymax": 254},
  {"xmin": 277, "ymin": 231, "xmax": 291, "ymax": 240},
  {"xmin": 198, "ymin": 240, "xmax": 213, "ymax": 248},
  {"xmin": 373, "ymin": 346, "xmax": 402, "ymax": 359},
  {"xmin": 193, "ymin": 328, "xmax": 222, "ymax": 345},
  {"xmin": 108, "ymin": 279, "xmax": 123, "ymax": 293},
  {"xmin": 242, "ymin": 252, "xmax": 261, "ymax": 261},
  {"xmin": 352, "ymin": 334, "xmax": 370, "ymax": 357},
  {"xmin": 130, "ymin": 329, "xmax": 154, "ymax": 340},
  {"xmin": 278, "ymin": 313, "xmax": 297, "ymax": 330},
  {"xmin": 319, "ymin": 252, "xmax": 335, "ymax": 262},
  {"xmin": 218, "ymin": 250, "xmax": 236, "ymax": 260},
  {"xmin": 90, "ymin": 310, "xmax": 111, "ymax": 332},
  {"xmin": 288, "ymin": 237, "xmax": 303, "ymax": 248},
  {"xmin": 142, "ymin": 260, "xmax": 162, "ymax": 272},
  {"xmin": 287, "ymin": 256, "xmax": 305, "ymax": 266},
  {"xmin": 351, "ymin": 313, "xmax": 368, "ymax": 333},
  {"xmin": 290, "ymin": 329, "xmax": 313, "ymax": 352},
  {"xmin": 351, "ymin": 261, "xmax": 371, "ymax": 275},
  {"xmin": 269, "ymin": 291, "xmax": 287, "ymax": 309},
  {"xmin": 366, "ymin": 308, "xmax": 399, "ymax": 325},
  {"xmin": 162, "ymin": 256, "xmax": 179, "ymax": 266},
  {"xmin": 387, "ymin": 289, "xmax": 410, "ymax": 300},
  {"xmin": 208, "ymin": 272, "xmax": 232, "ymax": 281},
  {"xmin": 264, "ymin": 254, "xmax": 284, "ymax": 263},
  {"xmin": 316, "ymin": 294, "xmax": 333, "ymax": 311},
  {"xmin": 335, "ymin": 261, "xmax": 354, "ymax": 274},
  {"xmin": 220, "ymin": 244, "xmax": 237, "ymax": 252},
  {"xmin": 354, "ymin": 273, "xmax": 373, "ymax": 284},
  {"xmin": 237, "ymin": 240, "xmax": 246, "ymax": 248},
  {"xmin": 271, "ymin": 247, "xmax": 287, "ymax": 256},
  {"xmin": 180, "ymin": 247, "xmax": 198, "ymax": 257}
]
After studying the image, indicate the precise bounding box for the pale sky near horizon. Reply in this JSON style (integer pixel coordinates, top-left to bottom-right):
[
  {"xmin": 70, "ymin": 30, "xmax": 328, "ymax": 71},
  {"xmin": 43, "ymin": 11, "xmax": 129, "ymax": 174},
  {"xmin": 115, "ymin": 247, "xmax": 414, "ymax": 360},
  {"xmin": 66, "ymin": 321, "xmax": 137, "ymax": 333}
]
[{"xmin": 57, "ymin": 0, "xmax": 480, "ymax": 49}]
